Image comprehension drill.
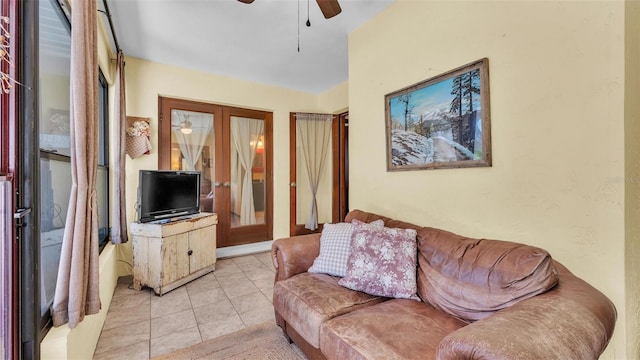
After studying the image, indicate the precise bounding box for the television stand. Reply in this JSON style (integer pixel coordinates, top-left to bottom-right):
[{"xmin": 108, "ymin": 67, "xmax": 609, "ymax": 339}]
[{"xmin": 130, "ymin": 212, "xmax": 217, "ymax": 295}]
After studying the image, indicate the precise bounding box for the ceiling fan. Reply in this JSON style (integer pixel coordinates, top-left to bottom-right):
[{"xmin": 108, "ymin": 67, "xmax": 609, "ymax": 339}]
[{"xmin": 237, "ymin": 0, "xmax": 342, "ymax": 19}]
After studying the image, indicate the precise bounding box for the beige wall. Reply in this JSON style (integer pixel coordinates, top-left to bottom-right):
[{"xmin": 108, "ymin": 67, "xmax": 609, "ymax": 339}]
[
  {"xmin": 40, "ymin": 243, "xmax": 120, "ymax": 360},
  {"xmin": 349, "ymin": 1, "xmax": 637, "ymax": 358},
  {"xmin": 625, "ymin": 0, "xmax": 640, "ymax": 357},
  {"xmin": 120, "ymin": 58, "xmax": 348, "ymax": 264}
]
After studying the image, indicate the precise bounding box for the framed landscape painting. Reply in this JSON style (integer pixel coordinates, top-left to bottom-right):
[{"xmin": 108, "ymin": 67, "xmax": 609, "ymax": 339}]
[{"xmin": 385, "ymin": 58, "xmax": 491, "ymax": 171}]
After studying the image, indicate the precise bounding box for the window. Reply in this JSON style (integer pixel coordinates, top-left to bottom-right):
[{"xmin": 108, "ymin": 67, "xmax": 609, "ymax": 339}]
[
  {"xmin": 38, "ymin": 0, "xmax": 110, "ymax": 330},
  {"xmin": 38, "ymin": 0, "xmax": 71, "ymax": 326},
  {"xmin": 97, "ymin": 71, "xmax": 110, "ymax": 251}
]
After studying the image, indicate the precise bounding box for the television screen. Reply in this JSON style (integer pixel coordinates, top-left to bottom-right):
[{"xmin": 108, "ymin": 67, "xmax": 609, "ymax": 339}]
[{"xmin": 138, "ymin": 170, "xmax": 201, "ymax": 223}]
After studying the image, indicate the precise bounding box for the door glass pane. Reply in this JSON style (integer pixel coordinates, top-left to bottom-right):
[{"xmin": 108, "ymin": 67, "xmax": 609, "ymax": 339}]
[
  {"xmin": 39, "ymin": 0, "xmax": 71, "ymax": 156},
  {"xmin": 295, "ymin": 117, "xmax": 333, "ymax": 229},
  {"xmin": 39, "ymin": 157, "xmax": 71, "ymax": 316},
  {"xmin": 38, "ymin": 0, "xmax": 71, "ymax": 320},
  {"xmin": 230, "ymin": 116, "xmax": 265, "ymax": 227},
  {"xmin": 0, "ymin": 179, "xmax": 11, "ymax": 359},
  {"xmin": 170, "ymin": 110, "xmax": 214, "ymax": 213}
]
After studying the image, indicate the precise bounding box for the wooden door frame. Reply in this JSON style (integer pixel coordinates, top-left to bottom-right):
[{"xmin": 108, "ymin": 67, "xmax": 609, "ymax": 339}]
[
  {"xmin": 158, "ymin": 97, "xmax": 273, "ymax": 248},
  {"xmin": 289, "ymin": 112, "xmax": 347, "ymax": 236},
  {"xmin": 1, "ymin": 0, "xmax": 20, "ymax": 357},
  {"xmin": 337, "ymin": 112, "xmax": 349, "ymax": 221}
]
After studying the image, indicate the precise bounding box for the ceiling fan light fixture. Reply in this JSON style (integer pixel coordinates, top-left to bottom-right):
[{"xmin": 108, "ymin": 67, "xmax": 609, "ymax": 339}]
[{"xmin": 180, "ymin": 120, "xmax": 193, "ymax": 134}]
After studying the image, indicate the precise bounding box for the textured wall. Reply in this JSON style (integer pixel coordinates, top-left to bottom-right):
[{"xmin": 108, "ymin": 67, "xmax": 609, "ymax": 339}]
[
  {"xmin": 624, "ymin": 0, "xmax": 640, "ymax": 358},
  {"xmin": 349, "ymin": 1, "xmax": 632, "ymax": 358}
]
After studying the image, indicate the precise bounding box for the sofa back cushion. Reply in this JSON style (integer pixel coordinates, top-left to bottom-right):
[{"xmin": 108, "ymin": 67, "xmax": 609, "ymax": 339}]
[
  {"xmin": 344, "ymin": 209, "xmax": 392, "ymax": 225},
  {"xmin": 416, "ymin": 227, "xmax": 559, "ymax": 322}
]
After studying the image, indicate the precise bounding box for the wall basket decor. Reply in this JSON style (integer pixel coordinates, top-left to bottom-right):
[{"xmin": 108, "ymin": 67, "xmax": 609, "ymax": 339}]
[
  {"xmin": 126, "ymin": 116, "xmax": 152, "ymax": 159},
  {"xmin": 385, "ymin": 58, "xmax": 491, "ymax": 171}
]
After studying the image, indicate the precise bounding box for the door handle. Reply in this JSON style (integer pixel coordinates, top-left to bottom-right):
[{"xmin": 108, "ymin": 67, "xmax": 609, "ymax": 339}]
[
  {"xmin": 14, "ymin": 208, "xmax": 31, "ymax": 219},
  {"xmin": 290, "ymin": 182, "xmax": 296, "ymax": 187},
  {"xmin": 223, "ymin": 182, "xmax": 231, "ymax": 187},
  {"xmin": 214, "ymin": 182, "xmax": 222, "ymax": 188}
]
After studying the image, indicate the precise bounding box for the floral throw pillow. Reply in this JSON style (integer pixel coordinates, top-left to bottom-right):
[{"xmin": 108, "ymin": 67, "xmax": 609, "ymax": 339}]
[
  {"xmin": 339, "ymin": 221, "xmax": 419, "ymax": 300},
  {"xmin": 309, "ymin": 220, "xmax": 384, "ymax": 278}
]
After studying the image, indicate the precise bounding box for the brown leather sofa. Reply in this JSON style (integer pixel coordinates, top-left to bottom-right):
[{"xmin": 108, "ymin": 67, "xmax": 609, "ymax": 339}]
[{"xmin": 271, "ymin": 209, "xmax": 617, "ymax": 360}]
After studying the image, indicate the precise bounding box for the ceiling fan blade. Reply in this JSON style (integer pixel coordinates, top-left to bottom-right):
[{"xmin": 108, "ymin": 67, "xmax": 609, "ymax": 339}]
[
  {"xmin": 237, "ymin": 0, "xmax": 255, "ymax": 3},
  {"xmin": 316, "ymin": 0, "xmax": 341, "ymax": 19}
]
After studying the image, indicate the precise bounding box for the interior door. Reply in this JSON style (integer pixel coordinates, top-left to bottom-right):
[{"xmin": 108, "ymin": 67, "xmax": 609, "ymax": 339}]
[
  {"xmin": 289, "ymin": 112, "xmax": 348, "ymax": 236},
  {"xmin": 223, "ymin": 106, "xmax": 273, "ymax": 247},
  {"xmin": 159, "ymin": 97, "xmax": 273, "ymax": 248}
]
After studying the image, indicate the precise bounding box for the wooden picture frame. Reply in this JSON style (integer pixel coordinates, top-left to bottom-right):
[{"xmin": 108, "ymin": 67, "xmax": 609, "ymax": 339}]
[{"xmin": 385, "ymin": 58, "xmax": 491, "ymax": 171}]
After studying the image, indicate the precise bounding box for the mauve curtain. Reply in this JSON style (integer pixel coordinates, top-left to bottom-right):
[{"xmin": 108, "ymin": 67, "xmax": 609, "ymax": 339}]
[
  {"xmin": 111, "ymin": 50, "xmax": 128, "ymax": 244},
  {"xmin": 51, "ymin": 0, "xmax": 101, "ymax": 328},
  {"xmin": 296, "ymin": 113, "xmax": 332, "ymax": 231}
]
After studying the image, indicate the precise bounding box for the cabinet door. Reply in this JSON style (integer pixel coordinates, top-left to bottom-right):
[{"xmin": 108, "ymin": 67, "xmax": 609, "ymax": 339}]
[
  {"xmin": 162, "ymin": 232, "xmax": 190, "ymax": 286},
  {"xmin": 189, "ymin": 225, "xmax": 216, "ymax": 271}
]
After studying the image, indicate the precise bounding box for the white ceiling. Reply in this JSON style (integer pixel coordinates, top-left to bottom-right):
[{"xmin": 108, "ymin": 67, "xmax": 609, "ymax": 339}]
[{"xmin": 105, "ymin": 0, "xmax": 395, "ymax": 94}]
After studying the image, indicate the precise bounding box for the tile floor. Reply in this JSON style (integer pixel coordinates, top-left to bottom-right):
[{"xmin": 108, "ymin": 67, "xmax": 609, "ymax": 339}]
[{"xmin": 92, "ymin": 251, "xmax": 276, "ymax": 360}]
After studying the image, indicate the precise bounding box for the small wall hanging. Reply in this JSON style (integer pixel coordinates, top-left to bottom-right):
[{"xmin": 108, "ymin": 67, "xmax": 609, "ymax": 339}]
[{"xmin": 125, "ymin": 116, "xmax": 151, "ymax": 159}]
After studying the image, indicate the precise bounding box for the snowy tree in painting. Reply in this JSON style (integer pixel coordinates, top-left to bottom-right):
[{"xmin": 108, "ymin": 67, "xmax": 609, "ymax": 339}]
[{"xmin": 389, "ymin": 67, "xmax": 483, "ymax": 166}]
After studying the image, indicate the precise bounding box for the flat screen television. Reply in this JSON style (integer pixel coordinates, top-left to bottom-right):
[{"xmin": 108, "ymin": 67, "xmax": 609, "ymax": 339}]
[{"xmin": 137, "ymin": 170, "xmax": 201, "ymax": 223}]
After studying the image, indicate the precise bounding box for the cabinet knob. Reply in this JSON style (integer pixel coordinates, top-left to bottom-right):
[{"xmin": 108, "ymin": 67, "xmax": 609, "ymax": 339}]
[{"xmin": 187, "ymin": 250, "xmax": 193, "ymax": 256}]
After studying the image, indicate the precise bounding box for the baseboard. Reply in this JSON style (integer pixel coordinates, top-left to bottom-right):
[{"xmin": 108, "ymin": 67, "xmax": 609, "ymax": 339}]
[{"xmin": 216, "ymin": 240, "xmax": 273, "ymax": 259}]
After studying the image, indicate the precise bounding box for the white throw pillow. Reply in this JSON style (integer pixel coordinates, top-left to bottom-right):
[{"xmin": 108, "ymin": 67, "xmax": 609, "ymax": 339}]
[{"xmin": 309, "ymin": 220, "xmax": 384, "ymax": 277}]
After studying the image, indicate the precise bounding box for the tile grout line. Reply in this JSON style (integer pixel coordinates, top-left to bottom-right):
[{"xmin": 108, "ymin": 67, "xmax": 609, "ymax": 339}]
[
  {"xmin": 96, "ymin": 253, "xmax": 274, "ymax": 359},
  {"xmin": 185, "ymin": 279, "xmax": 205, "ymax": 345},
  {"xmin": 148, "ymin": 284, "xmax": 152, "ymax": 360}
]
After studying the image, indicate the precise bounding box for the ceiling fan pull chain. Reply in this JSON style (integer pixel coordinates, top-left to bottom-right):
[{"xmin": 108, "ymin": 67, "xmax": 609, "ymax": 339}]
[
  {"xmin": 297, "ymin": 0, "xmax": 300, "ymax": 52},
  {"xmin": 306, "ymin": 0, "xmax": 311, "ymax": 27}
]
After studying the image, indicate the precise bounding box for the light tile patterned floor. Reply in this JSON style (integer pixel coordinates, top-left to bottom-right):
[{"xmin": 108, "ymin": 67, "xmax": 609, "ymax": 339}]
[{"xmin": 92, "ymin": 252, "xmax": 276, "ymax": 359}]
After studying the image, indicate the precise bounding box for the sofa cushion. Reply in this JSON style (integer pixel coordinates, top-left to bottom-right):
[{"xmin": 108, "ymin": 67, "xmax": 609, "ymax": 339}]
[
  {"xmin": 344, "ymin": 209, "xmax": 392, "ymax": 224},
  {"xmin": 338, "ymin": 221, "xmax": 420, "ymax": 300},
  {"xmin": 320, "ymin": 299, "xmax": 467, "ymax": 360},
  {"xmin": 416, "ymin": 227, "xmax": 559, "ymax": 322},
  {"xmin": 309, "ymin": 220, "xmax": 384, "ymax": 277},
  {"xmin": 273, "ymin": 272, "xmax": 387, "ymax": 348}
]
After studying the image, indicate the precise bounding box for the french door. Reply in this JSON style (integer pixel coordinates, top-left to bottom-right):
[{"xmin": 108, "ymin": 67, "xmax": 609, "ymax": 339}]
[
  {"xmin": 289, "ymin": 112, "xmax": 349, "ymax": 236},
  {"xmin": 159, "ymin": 97, "xmax": 273, "ymax": 247}
]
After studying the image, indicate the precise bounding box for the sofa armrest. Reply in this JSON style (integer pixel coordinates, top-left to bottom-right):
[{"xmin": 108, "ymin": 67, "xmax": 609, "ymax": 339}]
[
  {"xmin": 437, "ymin": 269, "xmax": 616, "ymax": 360},
  {"xmin": 271, "ymin": 233, "xmax": 321, "ymax": 282}
]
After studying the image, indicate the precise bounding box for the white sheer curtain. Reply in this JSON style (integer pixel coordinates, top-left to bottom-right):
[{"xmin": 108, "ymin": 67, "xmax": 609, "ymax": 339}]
[
  {"xmin": 296, "ymin": 113, "xmax": 332, "ymax": 230},
  {"xmin": 230, "ymin": 116, "xmax": 264, "ymax": 225},
  {"xmin": 172, "ymin": 110, "xmax": 213, "ymax": 170}
]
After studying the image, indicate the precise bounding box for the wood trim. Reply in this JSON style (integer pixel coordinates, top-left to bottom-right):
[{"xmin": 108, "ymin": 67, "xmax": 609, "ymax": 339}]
[
  {"xmin": 338, "ymin": 112, "xmax": 349, "ymax": 221},
  {"xmin": 0, "ymin": 0, "xmax": 19, "ymax": 357},
  {"xmin": 289, "ymin": 113, "xmax": 296, "ymax": 236},
  {"xmin": 264, "ymin": 112, "xmax": 274, "ymax": 241},
  {"xmin": 331, "ymin": 116, "xmax": 340, "ymax": 223}
]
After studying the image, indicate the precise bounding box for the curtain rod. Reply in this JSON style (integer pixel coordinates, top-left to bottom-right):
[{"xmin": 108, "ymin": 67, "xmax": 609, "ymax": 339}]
[{"xmin": 98, "ymin": 0, "xmax": 121, "ymax": 53}]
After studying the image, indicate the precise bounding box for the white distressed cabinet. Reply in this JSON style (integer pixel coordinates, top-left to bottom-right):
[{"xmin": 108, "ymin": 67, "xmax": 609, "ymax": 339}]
[{"xmin": 131, "ymin": 212, "xmax": 217, "ymax": 295}]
